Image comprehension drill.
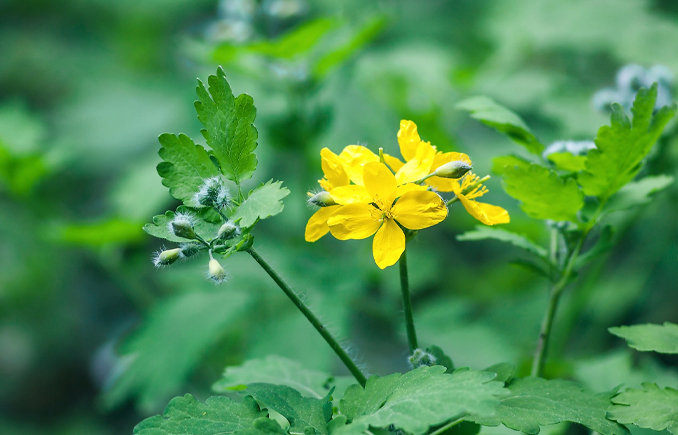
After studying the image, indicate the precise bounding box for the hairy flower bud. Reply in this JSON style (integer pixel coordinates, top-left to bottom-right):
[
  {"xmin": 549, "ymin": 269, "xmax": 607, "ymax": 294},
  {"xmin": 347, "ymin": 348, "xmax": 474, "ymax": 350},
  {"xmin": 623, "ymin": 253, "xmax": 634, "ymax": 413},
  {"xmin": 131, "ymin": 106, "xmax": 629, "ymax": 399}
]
[
  {"xmin": 433, "ymin": 160, "xmax": 472, "ymax": 179},
  {"xmin": 169, "ymin": 212, "xmax": 196, "ymax": 239},
  {"xmin": 153, "ymin": 248, "xmax": 182, "ymax": 267},
  {"xmin": 179, "ymin": 242, "xmax": 203, "ymax": 258},
  {"xmin": 194, "ymin": 177, "xmax": 231, "ymax": 209},
  {"xmin": 207, "ymin": 258, "xmax": 227, "ymax": 284},
  {"xmin": 308, "ymin": 191, "xmax": 336, "ymax": 207},
  {"xmin": 217, "ymin": 222, "xmax": 239, "ymax": 240},
  {"xmin": 408, "ymin": 348, "xmax": 437, "ymax": 369}
]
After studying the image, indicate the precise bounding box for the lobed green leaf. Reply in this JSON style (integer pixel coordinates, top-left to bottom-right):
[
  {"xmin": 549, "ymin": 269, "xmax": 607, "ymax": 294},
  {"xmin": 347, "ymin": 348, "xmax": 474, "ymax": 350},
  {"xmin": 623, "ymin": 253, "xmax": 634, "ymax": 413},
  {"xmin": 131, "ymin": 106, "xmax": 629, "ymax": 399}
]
[
  {"xmin": 195, "ymin": 67, "xmax": 258, "ymax": 184},
  {"xmin": 609, "ymin": 383, "xmax": 678, "ymax": 434},
  {"xmin": 547, "ymin": 152, "xmax": 587, "ymax": 172},
  {"xmin": 457, "ymin": 225, "xmax": 548, "ymax": 259},
  {"xmin": 609, "ymin": 322, "xmax": 678, "ymax": 354},
  {"xmin": 503, "ymin": 164, "xmax": 584, "ymax": 222},
  {"xmin": 230, "ymin": 180, "xmax": 290, "ymax": 228},
  {"xmin": 492, "ymin": 155, "xmax": 531, "ymax": 175},
  {"xmin": 457, "ymin": 96, "xmax": 544, "ymax": 155},
  {"xmin": 605, "ymin": 174, "xmax": 674, "ymax": 213}
]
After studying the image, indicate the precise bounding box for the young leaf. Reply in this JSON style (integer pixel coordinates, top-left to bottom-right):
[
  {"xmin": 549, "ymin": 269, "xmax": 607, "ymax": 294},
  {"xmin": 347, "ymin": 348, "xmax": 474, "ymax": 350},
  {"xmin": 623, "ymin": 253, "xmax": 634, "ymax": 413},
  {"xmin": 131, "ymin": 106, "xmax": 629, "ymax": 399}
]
[
  {"xmin": 609, "ymin": 322, "xmax": 678, "ymax": 354},
  {"xmin": 609, "ymin": 383, "xmax": 678, "ymax": 434},
  {"xmin": 578, "ymin": 84, "xmax": 676, "ymax": 200},
  {"xmin": 144, "ymin": 207, "xmax": 221, "ymax": 243},
  {"xmin": 492, "ymin": 155, "xmax": 531, "ymax": 175},
  {"xmin": 605, "ymin": 175, "xmax": 674, "ymax": 213},
  {"xmin": 467, "ymin": 377, "xmax": 629, "ymax": 435},
  {"xmin": 242, "ymin": 384, "xmax": 332, "ymax": 434},
  {"xmin": 195, "ymin": 67, "xmax": 258, "ymax": 184},
  {"xmin": 334, "ymin": 367, "xmax": 504, "ymax": 435},
  {"xmin": 457, "ymin": 226, "xmax": 548, "ymax": 259},
  {"xmin": 102, "ymin": 290, "xmax": 250, "ymax": 411},
  {"xmin": 156, "ymin": 133, "xmax": 220, "ymax": 204},
  {"xmin": 547, "ymin": 152, "xmax": 587, "ymax": 172},
  {"xmin": 456, "ymin": 96, "xmax": 544, "ymax": 155},
  {"xmin": 230, "ymin": 180, "xmax": 290, "ymax": 228},
  {"xmin": 213, "ymin": 356, "xmax": 336, "ymax": 399},
  {"xmin": 134, "ymin": 394, "xmax": 271, "ymax": 435},
  {"xmin": 503, "ymin": 164, "xmax": 584, "ymax": 222}
]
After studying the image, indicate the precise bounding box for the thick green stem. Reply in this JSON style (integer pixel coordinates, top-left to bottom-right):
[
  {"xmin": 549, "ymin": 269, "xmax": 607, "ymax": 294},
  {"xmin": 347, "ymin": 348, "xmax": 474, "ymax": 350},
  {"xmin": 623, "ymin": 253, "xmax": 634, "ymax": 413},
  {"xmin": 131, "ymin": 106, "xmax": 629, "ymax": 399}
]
[
  {"xmin": 429, "ymin": 417, "xmax": 464, "ymax": 435},
  {"xmin": 247, "ymin": 247, "xmax": 367, "ymax": 387},
  {"xmin": 399, "ymin": 247, "xmax": 418, "ymax": 353}
]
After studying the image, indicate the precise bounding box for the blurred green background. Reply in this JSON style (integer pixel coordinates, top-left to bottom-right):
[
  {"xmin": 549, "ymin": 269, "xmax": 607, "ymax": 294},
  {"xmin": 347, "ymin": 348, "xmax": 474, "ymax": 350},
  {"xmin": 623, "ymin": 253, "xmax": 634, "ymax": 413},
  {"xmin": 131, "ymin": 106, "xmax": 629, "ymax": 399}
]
[{"xmin": 2, "ymin": 0, "xmax": 678, "ymax": 433}]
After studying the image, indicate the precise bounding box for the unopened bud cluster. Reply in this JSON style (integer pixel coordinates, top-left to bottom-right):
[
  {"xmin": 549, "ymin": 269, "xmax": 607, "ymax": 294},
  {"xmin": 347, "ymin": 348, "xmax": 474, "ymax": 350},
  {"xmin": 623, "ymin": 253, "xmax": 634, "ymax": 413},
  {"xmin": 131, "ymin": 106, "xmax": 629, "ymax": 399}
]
[
  {"xmin": 194, "ymin": 176, "xmax": 231, "ymax": 210},
  {"xmin": 408, "ymin": 348, "xmax": 437, "ymax": 369}
]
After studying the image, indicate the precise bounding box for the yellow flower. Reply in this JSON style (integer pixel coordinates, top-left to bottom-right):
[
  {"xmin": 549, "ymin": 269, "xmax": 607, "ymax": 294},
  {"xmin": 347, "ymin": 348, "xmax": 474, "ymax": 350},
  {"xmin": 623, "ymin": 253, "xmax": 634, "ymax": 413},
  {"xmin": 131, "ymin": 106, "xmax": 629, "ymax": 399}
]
[
  {"xmin": 327, "ymin": 162, "xmax": 448, "ymax": 269},
  {"xmin": 386, "ymin": 120, "xmax": 472, "ymax": 192},
  {"xmin": 306, "ymin": 148, "xmax": 348, "ymax": 242},
  {"xmin": 452, "ymin": 173, "xmax": 510, "ymax": 225}
]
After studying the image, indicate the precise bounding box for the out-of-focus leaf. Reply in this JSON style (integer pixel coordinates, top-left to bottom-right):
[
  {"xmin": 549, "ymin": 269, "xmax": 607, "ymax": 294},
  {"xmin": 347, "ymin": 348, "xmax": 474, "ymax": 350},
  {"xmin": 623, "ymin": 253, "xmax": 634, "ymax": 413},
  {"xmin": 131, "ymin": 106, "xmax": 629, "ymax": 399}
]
[
  {"xmin": 426, "ymin": 345, "xmax": 454, "ymax": 372},
  {"xmin": 313, "ymin": 16, "xmax": 387, "ymax": 79},
  {"xmin": 503, "ymin": 164, "xmax": 584, "ymax": 222},
  {"xmin": 0, "ymin": 145, "xmax": 47, "ymax": 196},
  {"xmin": 457, "ymin": 96, "xmax": 544, "ymax": 155},
  {"xmin": 575, "ymin": 225, "xmax": 615, "ymax": 268},
  {"xmin": 578, "ymin": 84, "xmax": 676, "ymax": 200},
  {"xmin": 144, "ymin": 207, "xmax": 221, "ymax": 243},
  {"xmin": 51, "ymin": 218, "xmax": 144, "ymax": 246},
  {"xmin": 492, "ymin": 155, "xmax": 531, "ymax": 175},
  {"xmin": 213, "ymin": 356, "xmax": 336, "ymax": 399},
  {"xmin": 333, "ymin": 367, "xmax": 504, "ymax": 435},
  {"xmin": 457, "ymin": 226, "xmax": 547, "ymax": 259},
  {"xmin": 483, "ymin": 363, "xmax": 515, "ymax": 384},
  {"xmin": 605, "ymin": 175, "xmax": 674, "ymax": 213},
  {"xmin": 103, "ymin": 290, "xmax": 250, "ymax": 411},
  {"xmin": 609, "ymin": 384, "xmax": 678, "ymax": 434},
  {"xmin": 547, "ymin": 152, "xmax": 587, "ymax": 172},
  {"xmin": 230, "ymin": 180, "xmax": 290, "ymax": 228},
  {"xmin": 195, "ymin": 67, "xmax": 258, "ymax": 184},
  {"xmin": 468, "ymin": 377, "xmax": 629, "ymax": 435},
  {"xmin": 156, "ymin": 133, "xmax": 219, "ymax": 205},
  {"xmin": 609, "ymin": 323, "xmax": 678, "ymax": 354}
]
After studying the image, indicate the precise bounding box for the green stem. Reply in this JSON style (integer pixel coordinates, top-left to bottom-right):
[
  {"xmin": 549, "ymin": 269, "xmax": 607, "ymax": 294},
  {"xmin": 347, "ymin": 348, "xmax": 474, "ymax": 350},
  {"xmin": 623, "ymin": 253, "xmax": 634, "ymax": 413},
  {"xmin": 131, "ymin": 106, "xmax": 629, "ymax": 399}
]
[
  {"xmin": 429, "ymin": 417, "xmax": 464, "ymax": 435},
  {"xmin": 399, "ymin": 247, "xmax": 418, "ymax": 353},
  {"xmin": 247, "ymin": 247, "xmax": 367, "ymax": 387}
]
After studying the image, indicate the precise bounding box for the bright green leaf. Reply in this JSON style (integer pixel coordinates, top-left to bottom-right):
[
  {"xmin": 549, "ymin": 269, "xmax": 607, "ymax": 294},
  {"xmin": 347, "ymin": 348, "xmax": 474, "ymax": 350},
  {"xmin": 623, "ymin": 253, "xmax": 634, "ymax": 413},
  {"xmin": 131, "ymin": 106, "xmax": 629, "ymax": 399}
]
[
  {"xmin": 503, "ymin": 164, "xmax": 584, "ymax": 222},
  {"xmin": 605, "ymin": 175, "xmax": 674, "ymax": 213},
  {"xmin": 609, "ymin": 383, "xmax": 678, "ymax": 434},
  {"xmin": 578, "ymin": 84, "xmax": 676, "ymax": 200},
  {"xmin": 243, "ymin": 384, "xmax": 332, "ymax": 434},
  {"xmin": 195, "ymin": 67, "xmax": 258, "ymax": 184},
  {"xmin": 213, "ymin": 356, "xmax": 337, "ymax": 399},
  {"xmin": 456, "ymin": 96, "xmax": 544, "ymax": 155},
  {"xmin": 134, "ymin": 394, "xmax": 273, "ymax": 435},
  {"xmin": 547, "ymin": 152, "xmax": 587, "ymax": 172},
  {"xmin": 156, "ymin": 133, "xmax": 220, "ymax": 204},
  {"xmin": 144, "ymin": 207, "xmax": 221, "ymax": 243},
  {"xmin": 468, "ymin": 377, "xmax": 629, "ymax": 435},
  {"xmin": 102, "ymin": 290, "xmax": 250, "ymax": 412},
  {"xmin": 609, "ymin": 323, "xmax": 678, "ymax": 354},
  {"xmin": 248, "ymin": 19, "xmax": 335, "ymax": 59},
  {"xmin": 230, "ymin": 180, "xmax": 290, "ymax": 228},
  {"xmin": 334, "ymin": 367, "xmax": 504, "ymax": 435},
  {"xmin": 457, "ymin": 226, "xmax": 547, "ymax": 259},
  {"xmin": 492, "ymin": 155, "xmax": 531, "ymax": 175}
]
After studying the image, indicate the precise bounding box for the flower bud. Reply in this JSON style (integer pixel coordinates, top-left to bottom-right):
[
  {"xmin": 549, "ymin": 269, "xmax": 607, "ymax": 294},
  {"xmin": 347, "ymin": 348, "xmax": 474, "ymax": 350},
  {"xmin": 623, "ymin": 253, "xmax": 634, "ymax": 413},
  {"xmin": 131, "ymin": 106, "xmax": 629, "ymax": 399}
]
[
  {"xmin": 433, "ymin": 160, "xmax": 472, "ymax": 179},
  {"xmin": 217, "ymin": 222, "xmax": 239, "ymax": 240},
  {"xmin": 194, "ymin": 177, "xmax": 231, "ymax": 209},
  {"xmin": 153, "ymin": 248, "xmax": 182, "ymax": 267},
  {"xmin": 207, "ymin": 258, "xmax": 227, "ymax": 284},
  {"xmin": 408, "ymin": 348, "xmax": 437, "ymax": 369},
  {"xmin": 179, "ymin": 242, "xmax": 203, "ymax": 258},
  {"xmin": 308, "ymin": 191, "xmax": 336, "ymax": 207},
  {"xmin": 169, "ymin": 213, "xmax": 196, "ymax": 239}
]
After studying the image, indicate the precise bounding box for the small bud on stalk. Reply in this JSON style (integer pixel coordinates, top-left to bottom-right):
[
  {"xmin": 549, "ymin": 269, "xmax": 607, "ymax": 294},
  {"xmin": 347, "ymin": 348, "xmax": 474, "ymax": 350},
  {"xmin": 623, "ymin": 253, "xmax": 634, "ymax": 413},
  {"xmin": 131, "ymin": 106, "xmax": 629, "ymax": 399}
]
[
  {"xmin": 207, "ymin": 257, "xmax": 227, "ymax": 284},
  {"xmin": 217, "ymin": 222, "xmax": 239, "ymax": 240},
  {"xmin": 153, "ymin": 248, "xmax": 182, "ymax": 267},
  {"xmin": 308, "ymin": 191, "xmax": 336, "ymax": 207},
  {"xmin": 408, "ymin": 348, "xmax": 437, "ymax": 369},
  {"xmin": 169, "ymin": 213, "xmax": 197, "ymax": 239},
  {"xmin": 433, "ymin": 160, "xmax": 472, "ymax": 179}
]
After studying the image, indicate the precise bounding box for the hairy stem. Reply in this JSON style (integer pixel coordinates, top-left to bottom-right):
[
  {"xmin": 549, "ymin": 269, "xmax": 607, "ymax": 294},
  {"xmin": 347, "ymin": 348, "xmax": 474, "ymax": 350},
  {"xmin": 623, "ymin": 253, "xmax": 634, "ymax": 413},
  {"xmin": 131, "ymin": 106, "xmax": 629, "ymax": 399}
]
[
  {"xmin": 399, "ymin": 247, "xmax": 419, "ymax": 353},
  {"xmin": 247, "ymin": 247, "xmax": 367, "ymax": 387}
]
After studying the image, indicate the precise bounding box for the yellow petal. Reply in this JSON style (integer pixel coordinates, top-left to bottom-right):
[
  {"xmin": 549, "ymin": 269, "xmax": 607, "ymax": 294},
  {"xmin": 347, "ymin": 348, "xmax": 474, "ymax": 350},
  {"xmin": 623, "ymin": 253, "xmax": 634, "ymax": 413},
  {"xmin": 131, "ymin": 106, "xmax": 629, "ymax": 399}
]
[
  {"xmin": 339, "ymin": 145, "xmax": 379, "ymax": 185},
  {"xmin": 383, "ymin": 153, "xmax": 405, "ymax": 172},
  {"xmin": 320, "ymin": 148, "xmax": 349, "ymax": 189},
  {"xmin": 395, "ymin": 183, "xmax": 428, "ymax": 198},
  {"xmin": 327, "ymin": 203, "xmax": 381, "ymax": 240},
  {"xmin": 397, "ymin": 120, "xmax": 421, "ymax": 161},
  {"xmin": 395, "ymin": 141, "xmax": 437, "ymax": 184},
  {"xmin": 372, "ymin": 219, "xmax": 405, "ymax": 269},
  {"xmin": 457, "ymin": 194, "xmax": 494, "ymax": 225},
  {"xmin": 363, "ymin": 162, "xmax": 398, "ymax": 209},
  {"xmin": 392, "ymin": 191, "xmax": 448, "ymax": 230},
  {"xmin": 329, "ymin": 185, "xmax": 372, "ymax": 205},
  {"xmin": 477, "ymin": 202, "xmax": 510, "ymax": 224},
  {"xmin": 305, "ymin": 206, "xmax": 340, "ymax": 242},
  {"xmin": 427, "ymin": 152, "xmax": 472, "ymax": 192}
]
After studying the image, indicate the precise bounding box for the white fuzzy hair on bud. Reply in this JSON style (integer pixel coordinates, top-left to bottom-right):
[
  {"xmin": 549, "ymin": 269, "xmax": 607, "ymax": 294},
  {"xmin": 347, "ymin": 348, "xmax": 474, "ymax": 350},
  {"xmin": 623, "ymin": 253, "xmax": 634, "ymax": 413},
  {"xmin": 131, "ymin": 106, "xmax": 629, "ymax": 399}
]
[
  {"xmin": 194, "ymin": 176, "xmax": 231, "ymax": 209},
  {"xmin": 207, "ymin": 257, "xmax": 228, "ymax": 284},
  {"xmin": 408, "ymin": 348, "xmax": 437, "ymax": 369},
  {"xmin": 152, "ymin": 247, "xmax": 184, "ymax": 268},
  {"xmin": 169, "ymin": 212, "xmax": 197, "ymax": 239},
  {"xmin": 217, "ymin": 222, "xmax": 240, "ymax": 240}
]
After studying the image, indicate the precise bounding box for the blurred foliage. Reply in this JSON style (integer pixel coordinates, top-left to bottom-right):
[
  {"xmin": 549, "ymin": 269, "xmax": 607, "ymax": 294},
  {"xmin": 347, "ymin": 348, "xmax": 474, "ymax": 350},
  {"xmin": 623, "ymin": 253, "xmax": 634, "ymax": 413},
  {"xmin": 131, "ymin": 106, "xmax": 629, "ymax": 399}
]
[{"xmin": 2, "ymin": 0, "xmax": 678, "ymax": 434}]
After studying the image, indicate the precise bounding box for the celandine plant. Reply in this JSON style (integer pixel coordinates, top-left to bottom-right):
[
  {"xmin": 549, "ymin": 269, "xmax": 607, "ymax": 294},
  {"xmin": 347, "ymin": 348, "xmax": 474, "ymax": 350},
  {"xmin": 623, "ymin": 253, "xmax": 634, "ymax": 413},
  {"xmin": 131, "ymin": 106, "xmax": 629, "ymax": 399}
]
[{"xmin": 135, "ymin": 67, "xmax": 678, "ymax": 435}]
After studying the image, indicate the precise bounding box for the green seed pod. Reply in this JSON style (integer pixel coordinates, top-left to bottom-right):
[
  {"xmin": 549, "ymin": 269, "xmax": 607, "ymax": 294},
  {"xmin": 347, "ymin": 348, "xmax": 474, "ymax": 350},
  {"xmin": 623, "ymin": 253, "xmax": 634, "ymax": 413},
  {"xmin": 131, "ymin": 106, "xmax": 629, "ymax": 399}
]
[
  {"xmin": 433, "ymin": 160, "xmax": 472, "ymax": 179},
  {"xmin": 308, "ymin": 191, "xmax": 336, "ymax": 207}
]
